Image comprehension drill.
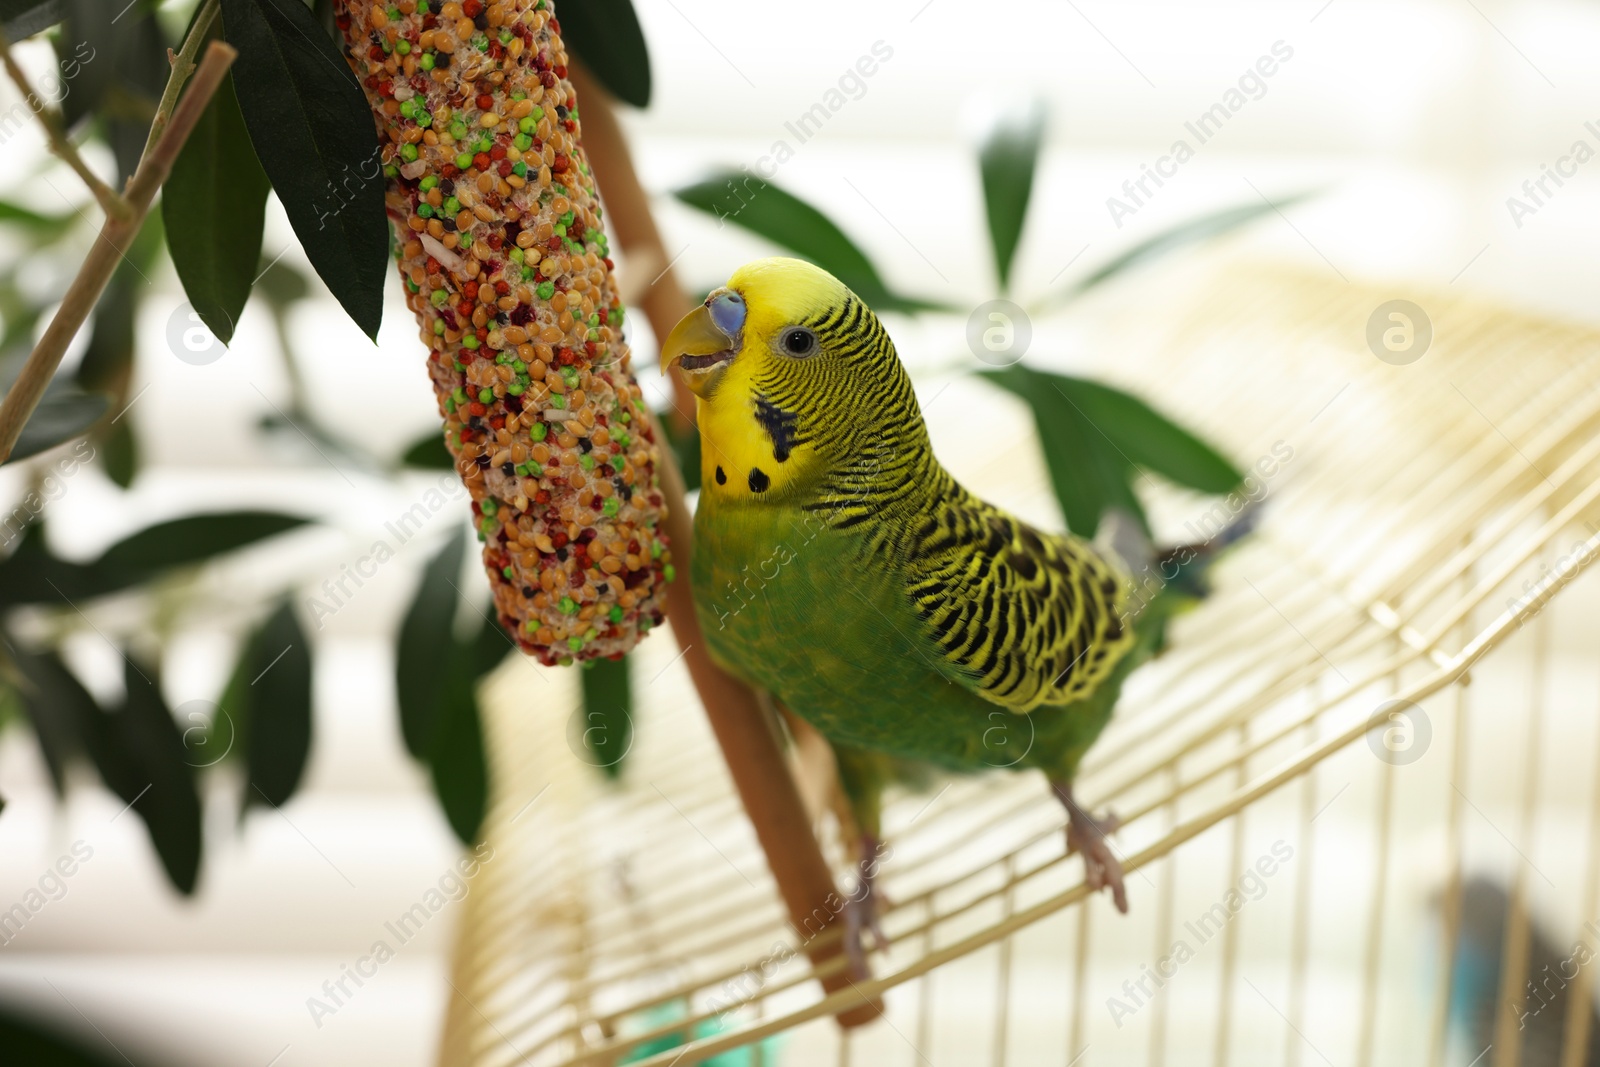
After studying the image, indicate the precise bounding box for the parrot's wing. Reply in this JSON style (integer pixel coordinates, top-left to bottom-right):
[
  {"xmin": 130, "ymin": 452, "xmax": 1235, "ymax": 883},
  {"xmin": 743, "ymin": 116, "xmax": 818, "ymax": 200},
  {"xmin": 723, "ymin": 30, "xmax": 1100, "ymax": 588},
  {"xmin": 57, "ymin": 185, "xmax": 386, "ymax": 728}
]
[{"xmin": 905, "ymin": 489, "xmax": 1136, "ymax": 713}]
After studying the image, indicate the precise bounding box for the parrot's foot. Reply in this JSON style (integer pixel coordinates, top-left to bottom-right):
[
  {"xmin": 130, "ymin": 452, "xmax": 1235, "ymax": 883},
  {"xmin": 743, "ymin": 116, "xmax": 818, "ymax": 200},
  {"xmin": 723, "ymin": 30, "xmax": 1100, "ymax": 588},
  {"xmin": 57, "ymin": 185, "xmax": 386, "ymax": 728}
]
[
  {"xmin": 842, "ymin": 834, "xmax": 889, "ymax": 979},
  {"xmin": 1051, "ymin": 781, "xmax": 1129, "ymax": 914}
]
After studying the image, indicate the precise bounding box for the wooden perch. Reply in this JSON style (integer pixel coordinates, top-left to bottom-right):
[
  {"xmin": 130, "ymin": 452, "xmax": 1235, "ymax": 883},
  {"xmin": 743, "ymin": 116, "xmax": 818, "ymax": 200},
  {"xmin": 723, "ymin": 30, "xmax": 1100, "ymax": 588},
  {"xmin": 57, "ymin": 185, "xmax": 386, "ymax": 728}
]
[{"xmin": 574, "ymin": 62, "xmax": 881, "ymax": 1027}]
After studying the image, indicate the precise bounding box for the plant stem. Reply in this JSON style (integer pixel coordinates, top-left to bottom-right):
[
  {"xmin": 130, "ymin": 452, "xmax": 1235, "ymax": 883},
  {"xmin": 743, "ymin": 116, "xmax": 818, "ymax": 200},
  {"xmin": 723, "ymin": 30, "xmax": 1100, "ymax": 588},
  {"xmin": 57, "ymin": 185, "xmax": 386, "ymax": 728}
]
[
  {"xmin": 569, "ymin": 62, "xmax": 695, "ymax": 433},
  {"xmin": 144, "ymin": 0, "xmax": 222, "ymax": 160},
  {"xmin": 0, "ymin": 40, "xmax": 237, "ymax": 464},
  {"xmin": 0, "ymin": 28, "xmax": 129, "ymax": 221}
]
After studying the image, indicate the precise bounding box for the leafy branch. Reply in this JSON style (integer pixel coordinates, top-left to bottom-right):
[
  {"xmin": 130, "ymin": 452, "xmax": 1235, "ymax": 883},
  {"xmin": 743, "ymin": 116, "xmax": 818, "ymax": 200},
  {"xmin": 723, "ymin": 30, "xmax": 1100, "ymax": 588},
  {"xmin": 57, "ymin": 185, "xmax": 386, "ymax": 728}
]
[{"xmin": 0, "ymin": 20, "xmax": 236, "ymax": 463}]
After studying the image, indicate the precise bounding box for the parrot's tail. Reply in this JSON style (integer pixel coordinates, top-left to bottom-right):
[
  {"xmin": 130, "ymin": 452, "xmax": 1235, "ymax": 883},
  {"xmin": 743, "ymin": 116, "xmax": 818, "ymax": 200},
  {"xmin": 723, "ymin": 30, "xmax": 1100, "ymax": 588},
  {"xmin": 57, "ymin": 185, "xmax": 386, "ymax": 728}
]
[
  {"xmin": 1154, "ymin": 499, "xmax": 1263, "ymax": 599},
  {"xmin": 1108, "ymin": 501, "xmax": 1263, "ymax": 654}
]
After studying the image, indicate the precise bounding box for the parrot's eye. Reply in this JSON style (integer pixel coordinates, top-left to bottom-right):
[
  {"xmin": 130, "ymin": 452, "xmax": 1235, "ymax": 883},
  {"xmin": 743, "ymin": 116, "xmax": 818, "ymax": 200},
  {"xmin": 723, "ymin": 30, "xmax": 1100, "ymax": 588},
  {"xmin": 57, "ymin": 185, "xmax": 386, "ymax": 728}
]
[{"xmin": 778, "ymin": 327, "xmax": 818, "ymax": 358}]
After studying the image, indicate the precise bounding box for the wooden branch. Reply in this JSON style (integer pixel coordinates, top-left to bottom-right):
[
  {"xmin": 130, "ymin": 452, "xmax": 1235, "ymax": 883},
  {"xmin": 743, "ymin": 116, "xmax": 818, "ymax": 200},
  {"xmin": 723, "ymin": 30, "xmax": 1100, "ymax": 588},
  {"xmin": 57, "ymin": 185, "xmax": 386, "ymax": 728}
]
[
  {"xmin": 0, "ymin": 27, "xmax": 127, "ymax": 220},
  {"xmin": 0, "ymin": 40, "xmax": 237, "ymax": 466},
  {"xmin": 568, "ymin": 63, "xmax": 696, "ymax": 433},
  {"xmin": 577, "ymin": 63, "xmax": 882, "ymax": 1026}
]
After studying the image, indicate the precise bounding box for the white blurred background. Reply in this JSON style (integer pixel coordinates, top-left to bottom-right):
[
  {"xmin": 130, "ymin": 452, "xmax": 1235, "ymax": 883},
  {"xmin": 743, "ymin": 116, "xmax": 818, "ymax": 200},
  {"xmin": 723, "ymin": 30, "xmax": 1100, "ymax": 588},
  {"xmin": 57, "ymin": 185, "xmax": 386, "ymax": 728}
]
[{"xmin": 1, "ymin": 0, "xmax": 1599, "ymax": 1063}]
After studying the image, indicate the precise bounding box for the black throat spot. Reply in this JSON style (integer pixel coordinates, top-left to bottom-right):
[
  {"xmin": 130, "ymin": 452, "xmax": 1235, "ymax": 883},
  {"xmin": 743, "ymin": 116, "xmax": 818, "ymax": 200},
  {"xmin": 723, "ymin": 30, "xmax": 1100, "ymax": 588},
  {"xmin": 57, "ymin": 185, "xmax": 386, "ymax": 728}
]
[
  {"xmin": 748, "ymin": 468, "xmax": 770, "ymax": 493},
  {"xmin": 753, "ymin": 397, "xmax": 799, "ymax": 464}
]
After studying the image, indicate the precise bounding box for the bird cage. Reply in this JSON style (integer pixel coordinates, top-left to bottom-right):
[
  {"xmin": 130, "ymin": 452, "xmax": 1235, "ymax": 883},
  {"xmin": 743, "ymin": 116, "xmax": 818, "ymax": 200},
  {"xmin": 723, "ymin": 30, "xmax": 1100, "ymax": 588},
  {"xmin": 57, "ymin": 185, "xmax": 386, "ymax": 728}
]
[{"xmin": 431, "ymin": 252, "xmax": 1600, "ymax": 1067}]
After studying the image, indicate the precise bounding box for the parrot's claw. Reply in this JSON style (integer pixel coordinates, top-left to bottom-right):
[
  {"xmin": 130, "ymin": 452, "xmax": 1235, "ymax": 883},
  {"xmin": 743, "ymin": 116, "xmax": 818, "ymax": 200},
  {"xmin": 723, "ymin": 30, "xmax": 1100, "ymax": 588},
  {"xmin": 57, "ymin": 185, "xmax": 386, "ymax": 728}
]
[
  {"xmin": 1052, "ymin": 781, "xmax": 1129, "ymax": 914},
  {"xmin": 841, "ymin": 834, "xmax": 890, "ymax": 979}
]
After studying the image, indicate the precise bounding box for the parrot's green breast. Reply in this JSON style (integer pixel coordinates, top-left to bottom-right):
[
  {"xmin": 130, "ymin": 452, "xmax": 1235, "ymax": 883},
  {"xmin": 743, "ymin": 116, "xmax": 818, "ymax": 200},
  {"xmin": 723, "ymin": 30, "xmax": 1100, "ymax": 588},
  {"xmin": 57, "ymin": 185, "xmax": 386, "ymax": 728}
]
[{"xmin": 692, "ymin": 498, "xmax": 1123, "ymax": 775}]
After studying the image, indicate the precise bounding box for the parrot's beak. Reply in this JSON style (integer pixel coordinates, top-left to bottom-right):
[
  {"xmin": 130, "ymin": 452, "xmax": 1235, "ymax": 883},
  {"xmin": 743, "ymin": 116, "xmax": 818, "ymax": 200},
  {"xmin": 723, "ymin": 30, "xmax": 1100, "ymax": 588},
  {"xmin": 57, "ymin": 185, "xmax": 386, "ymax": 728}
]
[{"xmin": 660, "ymin": 288, "xmax": 745, "ymax": 396}]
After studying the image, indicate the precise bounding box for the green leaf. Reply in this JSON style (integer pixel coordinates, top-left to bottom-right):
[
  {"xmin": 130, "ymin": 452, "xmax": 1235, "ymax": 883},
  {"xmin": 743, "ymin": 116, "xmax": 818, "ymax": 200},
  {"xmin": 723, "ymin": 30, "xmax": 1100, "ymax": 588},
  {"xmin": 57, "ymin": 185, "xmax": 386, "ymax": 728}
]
[
  {"xmin": 59, "ymin": 0, "xmax": 170, "ymax": 184},
  {"xmin": 424, "ymin": 604, "xmax": 500, "ymax": 844},
  {"xmin": 91, "ymin": 658, "xmax": 204, "ymax": 894},
  {"xmin": 163, "ymin": 70, "xmax": 271, "ymax": 344},
  {"xmin": 468, "ymin": 601, "xmax": 511, "ymax": 678},
  {"xmin": 223, "ymin": 0, "xmax": 387, "ymax": 339},
  {"xmin": 255, "ymin": 256, "xmax": 311, "ymax": 309},
  {"xmin": 980, "ymin": 367, "xmax": 1242, "ymax": 536},
  {"xmin": 673, "ymin": 173, "xmax": 941, "ymax": 314},
  {"xmin": 561, "ymin": 0, "xmax": 650, "ymax": 108},
  {"xmin": 428, "ymin": 642, "xmax": 487, "ymax": 844},
  {"xmin": 0, "ymin": 199, "xmax": 73, "ymax": 234},
  {"xmin": 96, "ymin": 510, "xmax": 311, "ymax": 573},
  {"xmin": 1048, "ymin": 374, "xmax": 1242, "ymax": 494},
  {"xmin": 0, "ymin": 0, "xmax": 62, "ymax": 40},
  {"xmin": 579, "ymin": 654, "xmax": 631, "ymax": 779},
  {"xmin": 0, "ymin": 522, "xmax": 101, "ymax": 603},
  {"xmin": 396, "ymin": 527, "xmax": 466, "ymax": 759},
  {"xmin": 235, "ymin": 601, "xmax": 313, "ymax": 809},
  {"xmin": 1052, "ymin": 193, "xmax": 1313, "ymax": 305},
  {"xmin": 978, "ymin": 102, "xmax": 1045, "ymax": 292},
  {"xmin": 981, "ymin": 365, "xmax": 1144, "ymax": 535},
  {"xmin": 6, "ymin": 385, "xmax": 107, "ymax": 463},
  {"xmin": 7, "ymin": 641, "xmax": 91, "ymax": 796},
  {"xmin": 102, "ymin": 417, "xmax": 137, "ymax": 487},
  {"xmin": 400, "ymin": 432, "xmax": 454, "ymax": 470},
  {"xmin": 0, "ymin": 1001, "xmax": 132, "ymax": 1066},
  {"xmin": 58, "ymin": 0, "xmax": 156, "ymax": 122},
  {"xmin": 0, "ymin": 510, "xmax": 310, "ymax": 605}
]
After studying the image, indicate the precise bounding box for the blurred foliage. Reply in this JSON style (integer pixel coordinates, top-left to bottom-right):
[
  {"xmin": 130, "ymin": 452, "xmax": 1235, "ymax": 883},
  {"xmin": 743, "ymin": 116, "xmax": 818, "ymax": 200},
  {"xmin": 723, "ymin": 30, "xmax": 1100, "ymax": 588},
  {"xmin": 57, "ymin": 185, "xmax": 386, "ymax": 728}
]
[
  {"xmin": 560, "ymin": 0, "xmax": 651, "ymax": 108},
  {"xmin": 978, "ymin": 102, "xmax": 1045, "ymax": 292},
  {"xmin": 579, "ymin": 654, "xmax": 630, "ymax": 779},
  {"xmin": 1, "ymin": 512, "xmax": 314, "ymax": 893},
  {"xmin": 397, "ymin": 528, "xmax": 494, "ymax": 843},
  {"xmin": 228, "ymin": 599, "xmax": 313, "ymax": 811},
  {"xmin": 675, "ymin": 174, "xmax": 946, "ymax": 315},
  {"xmin": 981, "ymin": 367, "xmax": 1242, "ymax": 536},
  {"xmin": 0, "ymin": 1002, "xmax": 142, "ymax": 1066}
]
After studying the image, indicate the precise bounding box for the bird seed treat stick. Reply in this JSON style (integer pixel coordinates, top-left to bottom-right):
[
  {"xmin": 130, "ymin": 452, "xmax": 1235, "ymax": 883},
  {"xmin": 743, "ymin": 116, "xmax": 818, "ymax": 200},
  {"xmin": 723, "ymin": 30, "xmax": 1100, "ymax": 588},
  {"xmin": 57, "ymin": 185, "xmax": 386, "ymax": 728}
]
[{"xmin": 334, "ymin": 0, "xmax": 672, "ymax": 665}]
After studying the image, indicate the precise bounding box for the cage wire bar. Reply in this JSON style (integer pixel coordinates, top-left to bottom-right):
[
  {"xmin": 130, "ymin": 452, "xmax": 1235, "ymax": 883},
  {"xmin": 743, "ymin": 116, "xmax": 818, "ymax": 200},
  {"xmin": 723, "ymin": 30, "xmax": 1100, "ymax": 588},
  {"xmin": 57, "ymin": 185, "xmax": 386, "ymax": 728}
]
[{"xmin": 434, "ymin": 254, "xmax": 1600, "ymax": 1067}]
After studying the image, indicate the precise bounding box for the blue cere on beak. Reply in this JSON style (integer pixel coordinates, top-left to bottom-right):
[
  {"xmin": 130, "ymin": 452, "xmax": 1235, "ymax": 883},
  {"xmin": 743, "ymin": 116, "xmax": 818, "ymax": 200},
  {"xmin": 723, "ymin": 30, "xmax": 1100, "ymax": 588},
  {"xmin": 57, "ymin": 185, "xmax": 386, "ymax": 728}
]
[{"xmin": 708, "ymin": 289, "xmax": 747, "ymax": 338}]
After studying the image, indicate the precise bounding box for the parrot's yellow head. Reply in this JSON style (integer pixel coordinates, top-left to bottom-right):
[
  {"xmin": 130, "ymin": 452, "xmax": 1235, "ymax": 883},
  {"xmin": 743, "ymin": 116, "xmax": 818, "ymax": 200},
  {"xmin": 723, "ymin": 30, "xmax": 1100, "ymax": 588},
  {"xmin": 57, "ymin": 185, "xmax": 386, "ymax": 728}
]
[{"xmin": 660, "ymin": 258, "xmax": 924, "ymax": 502}]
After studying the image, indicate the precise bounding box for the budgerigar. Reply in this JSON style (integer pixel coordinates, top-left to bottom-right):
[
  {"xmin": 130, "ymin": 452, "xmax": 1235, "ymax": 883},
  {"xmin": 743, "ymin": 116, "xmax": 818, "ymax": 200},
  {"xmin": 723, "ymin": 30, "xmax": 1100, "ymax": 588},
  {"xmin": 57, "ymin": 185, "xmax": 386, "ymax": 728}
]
[{"xmin": 661, "ymin": 258, "xmax": 1248, "ymax": 962}]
